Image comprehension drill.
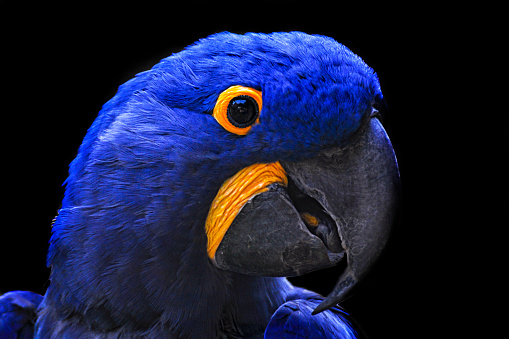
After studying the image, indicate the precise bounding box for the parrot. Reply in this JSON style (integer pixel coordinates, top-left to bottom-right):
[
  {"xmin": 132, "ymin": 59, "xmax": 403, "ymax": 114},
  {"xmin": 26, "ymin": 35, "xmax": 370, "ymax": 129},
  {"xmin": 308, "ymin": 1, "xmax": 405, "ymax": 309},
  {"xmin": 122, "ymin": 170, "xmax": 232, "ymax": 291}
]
[{"xmin": 0, "ymin": 31, "xmax": 400, "ymax": 338}]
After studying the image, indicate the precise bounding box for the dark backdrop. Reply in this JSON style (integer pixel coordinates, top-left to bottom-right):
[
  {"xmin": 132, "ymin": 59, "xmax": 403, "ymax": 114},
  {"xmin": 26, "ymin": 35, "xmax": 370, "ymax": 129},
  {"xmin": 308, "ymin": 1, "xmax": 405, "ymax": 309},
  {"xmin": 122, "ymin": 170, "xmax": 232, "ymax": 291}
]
[{"xmin": 2, "ymin": 4, "xmax": 484, "ymax": 338}]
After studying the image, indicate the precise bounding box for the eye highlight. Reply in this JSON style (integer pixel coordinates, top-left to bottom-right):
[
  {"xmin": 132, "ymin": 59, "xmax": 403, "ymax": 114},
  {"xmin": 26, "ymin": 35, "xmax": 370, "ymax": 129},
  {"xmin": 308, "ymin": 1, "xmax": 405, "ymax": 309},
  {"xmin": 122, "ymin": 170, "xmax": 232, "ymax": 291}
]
[{"xmin": 213, "ymin": 86, "xmax": 262, "ymax": 135}]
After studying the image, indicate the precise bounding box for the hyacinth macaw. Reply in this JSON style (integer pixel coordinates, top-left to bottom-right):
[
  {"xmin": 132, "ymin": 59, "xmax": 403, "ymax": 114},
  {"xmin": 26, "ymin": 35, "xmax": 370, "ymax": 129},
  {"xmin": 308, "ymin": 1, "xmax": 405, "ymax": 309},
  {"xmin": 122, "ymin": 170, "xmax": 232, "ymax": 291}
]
[{"xmin": 0, "ymin": 32, "xmax": 399, "ymax": 338}]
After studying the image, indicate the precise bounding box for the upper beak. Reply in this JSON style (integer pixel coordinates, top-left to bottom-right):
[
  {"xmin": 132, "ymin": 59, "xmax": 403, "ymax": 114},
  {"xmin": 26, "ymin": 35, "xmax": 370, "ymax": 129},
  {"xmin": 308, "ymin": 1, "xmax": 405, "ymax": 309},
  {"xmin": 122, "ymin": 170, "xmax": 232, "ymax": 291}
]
[{"xmin": 210, "ymin": 117, "xmax": 400, "ymax": 314}]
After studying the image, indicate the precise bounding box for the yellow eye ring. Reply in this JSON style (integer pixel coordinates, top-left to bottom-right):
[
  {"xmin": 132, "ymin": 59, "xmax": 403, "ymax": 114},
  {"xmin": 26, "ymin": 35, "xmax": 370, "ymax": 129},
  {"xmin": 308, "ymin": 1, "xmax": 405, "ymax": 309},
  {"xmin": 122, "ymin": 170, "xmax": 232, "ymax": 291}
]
[{"xmin": 213, "ymin": 86, "xmax": 262, "ymax": 135}]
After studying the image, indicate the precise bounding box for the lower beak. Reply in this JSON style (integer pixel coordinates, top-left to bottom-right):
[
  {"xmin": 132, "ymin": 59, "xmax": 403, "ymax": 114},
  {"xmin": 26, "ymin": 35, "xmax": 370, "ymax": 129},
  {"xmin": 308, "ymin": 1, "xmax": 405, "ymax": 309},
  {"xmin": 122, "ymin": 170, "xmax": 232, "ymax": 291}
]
[{"xmin": 210, "ymin": 118, "xmax": 400, "ymax": 314}]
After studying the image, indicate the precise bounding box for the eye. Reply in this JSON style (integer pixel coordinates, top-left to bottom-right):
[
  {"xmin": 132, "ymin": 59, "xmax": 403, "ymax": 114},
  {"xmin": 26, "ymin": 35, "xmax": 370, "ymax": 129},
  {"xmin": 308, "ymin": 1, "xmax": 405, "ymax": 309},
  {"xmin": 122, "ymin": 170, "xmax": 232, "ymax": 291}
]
[
  {"xmin": 213, "ymin": 86, "xmax": 262, "ymax": 135},
  {"xmin": 228, "ymin": 95, "xmax": 259, "ymax": 128}
]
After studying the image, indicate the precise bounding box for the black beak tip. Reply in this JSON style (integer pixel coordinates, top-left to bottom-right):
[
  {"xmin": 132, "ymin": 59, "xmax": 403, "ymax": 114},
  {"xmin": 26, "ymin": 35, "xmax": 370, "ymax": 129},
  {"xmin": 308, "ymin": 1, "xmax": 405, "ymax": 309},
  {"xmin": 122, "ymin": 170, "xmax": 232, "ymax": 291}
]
[{"xmin": 311, "ymin": 269, "xmax": 357, "ymax": 315}]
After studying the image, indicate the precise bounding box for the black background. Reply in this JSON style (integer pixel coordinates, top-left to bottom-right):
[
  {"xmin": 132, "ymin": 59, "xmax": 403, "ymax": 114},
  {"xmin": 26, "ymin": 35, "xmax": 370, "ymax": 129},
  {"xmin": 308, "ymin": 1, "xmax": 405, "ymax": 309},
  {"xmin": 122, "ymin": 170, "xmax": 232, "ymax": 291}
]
[{"xmin": 1, "ymin": 3, "xmax": 500, "ymax": 338}]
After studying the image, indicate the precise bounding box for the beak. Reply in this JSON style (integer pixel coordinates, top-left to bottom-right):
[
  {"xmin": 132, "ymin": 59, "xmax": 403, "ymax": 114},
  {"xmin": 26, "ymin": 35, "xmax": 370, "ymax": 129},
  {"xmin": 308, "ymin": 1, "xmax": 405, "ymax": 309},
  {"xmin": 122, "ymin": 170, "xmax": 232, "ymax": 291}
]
[{"xmin": 209, "ymin": 118, "xmax": 400, "ymax": 314}]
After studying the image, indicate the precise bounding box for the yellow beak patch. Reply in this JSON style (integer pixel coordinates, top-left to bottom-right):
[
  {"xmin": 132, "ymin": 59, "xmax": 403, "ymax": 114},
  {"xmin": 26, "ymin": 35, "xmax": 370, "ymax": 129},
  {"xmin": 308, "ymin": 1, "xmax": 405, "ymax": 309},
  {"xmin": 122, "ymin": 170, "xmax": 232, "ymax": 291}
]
[{"xmin": 205, "ymin": 162, "xmax": 288, "ymax": 259}]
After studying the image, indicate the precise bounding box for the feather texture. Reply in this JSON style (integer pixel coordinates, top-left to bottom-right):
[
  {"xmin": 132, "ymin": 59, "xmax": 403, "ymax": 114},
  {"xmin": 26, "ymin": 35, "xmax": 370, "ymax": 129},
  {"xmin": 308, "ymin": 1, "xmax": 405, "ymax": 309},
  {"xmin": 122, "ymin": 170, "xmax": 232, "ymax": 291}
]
[{"xmin": 0, "ymin": 291, "xmax": 42, "ymax": 339}]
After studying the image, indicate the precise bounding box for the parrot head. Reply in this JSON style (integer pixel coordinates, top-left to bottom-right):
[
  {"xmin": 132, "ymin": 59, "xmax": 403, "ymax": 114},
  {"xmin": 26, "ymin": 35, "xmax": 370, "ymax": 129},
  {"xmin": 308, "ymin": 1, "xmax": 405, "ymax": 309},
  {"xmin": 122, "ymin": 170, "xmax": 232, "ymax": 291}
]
[{"xmin": 47, "ymin": 31, "xmax": 399, "ymax": 326}]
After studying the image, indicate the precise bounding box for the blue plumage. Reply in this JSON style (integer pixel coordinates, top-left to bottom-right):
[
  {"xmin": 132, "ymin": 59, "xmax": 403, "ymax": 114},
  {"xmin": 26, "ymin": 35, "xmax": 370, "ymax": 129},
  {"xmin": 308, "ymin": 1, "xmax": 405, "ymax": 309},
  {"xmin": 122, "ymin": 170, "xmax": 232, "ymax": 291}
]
[
  {"xmin": 1, "ymin": 32, "xmax": 382, "ymax": 338},
  {"xmin": 265, "ymin": 300, "xmax": 358, "ymax": 339},
  {"xmin": 0, "ymin": 291, "xmax": 42, "ymax": 339}
]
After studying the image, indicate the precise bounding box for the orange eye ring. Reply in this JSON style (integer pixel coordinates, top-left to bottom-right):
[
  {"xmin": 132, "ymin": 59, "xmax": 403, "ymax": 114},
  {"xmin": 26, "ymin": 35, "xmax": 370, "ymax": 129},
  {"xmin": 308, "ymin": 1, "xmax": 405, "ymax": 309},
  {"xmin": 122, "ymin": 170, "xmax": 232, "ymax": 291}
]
[{"xmin": 213, "ymin": 86, "xmax": 262, "ymax": 135}]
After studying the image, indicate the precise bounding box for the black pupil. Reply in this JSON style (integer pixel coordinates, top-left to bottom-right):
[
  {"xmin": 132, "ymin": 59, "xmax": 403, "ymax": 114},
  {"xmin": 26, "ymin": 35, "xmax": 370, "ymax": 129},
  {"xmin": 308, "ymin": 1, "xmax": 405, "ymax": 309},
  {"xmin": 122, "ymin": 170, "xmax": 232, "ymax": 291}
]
[{"xmin": 227, "ymin": 95, "xmax": 258, "ymax": 128}]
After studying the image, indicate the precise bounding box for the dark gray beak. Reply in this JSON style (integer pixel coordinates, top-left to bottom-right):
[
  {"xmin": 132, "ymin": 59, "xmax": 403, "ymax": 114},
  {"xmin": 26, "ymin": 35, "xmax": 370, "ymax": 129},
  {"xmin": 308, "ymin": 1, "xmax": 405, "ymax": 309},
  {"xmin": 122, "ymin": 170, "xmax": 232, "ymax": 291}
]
[{"xmin": 214, "ymin": 117, "xmax": 400, "ymax": 314}]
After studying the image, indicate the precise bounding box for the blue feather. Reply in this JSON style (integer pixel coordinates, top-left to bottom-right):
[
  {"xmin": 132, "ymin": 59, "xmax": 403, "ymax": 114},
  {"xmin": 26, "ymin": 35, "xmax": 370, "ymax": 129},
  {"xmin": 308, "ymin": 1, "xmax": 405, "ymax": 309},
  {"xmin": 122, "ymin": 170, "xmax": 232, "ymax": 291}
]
[
  {"xmin": 265, "ymin": 300, "xmax": 359, "ymax": 339},
  {"xmin": 265, "ymin": 298, "xmax": 360, "ymax": 339},
  {"xmin": 0, "ymin": 291, "xmax": 42, "ymax": 339}
]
